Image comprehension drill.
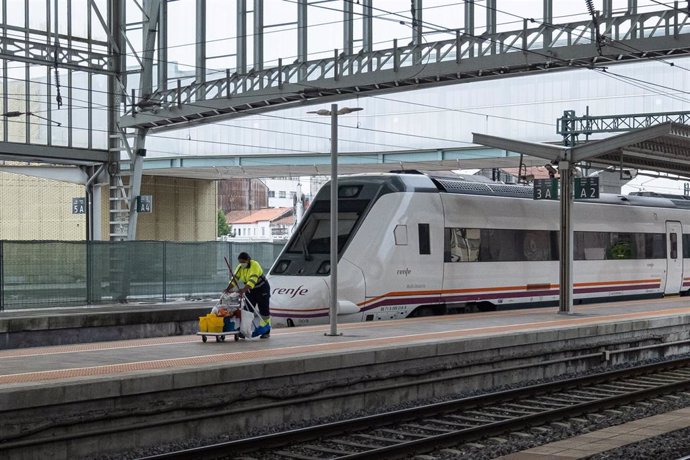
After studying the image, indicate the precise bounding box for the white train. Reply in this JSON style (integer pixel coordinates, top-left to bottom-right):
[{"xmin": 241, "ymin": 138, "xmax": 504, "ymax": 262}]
[{"xmin": 267, "ymin": 172, "xmax": 690, "ymax": 326}]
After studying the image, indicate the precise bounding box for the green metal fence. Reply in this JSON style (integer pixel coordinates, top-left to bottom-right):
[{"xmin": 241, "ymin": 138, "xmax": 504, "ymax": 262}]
[{"xmin": 0, "ymin": 241, "xmax": 286, "ymax": 310}]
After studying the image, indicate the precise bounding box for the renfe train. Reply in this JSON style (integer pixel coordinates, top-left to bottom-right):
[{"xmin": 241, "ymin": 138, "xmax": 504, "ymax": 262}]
[{"xmin": 267, "ymin": 172, "xmax": 690, "ymax": 326}]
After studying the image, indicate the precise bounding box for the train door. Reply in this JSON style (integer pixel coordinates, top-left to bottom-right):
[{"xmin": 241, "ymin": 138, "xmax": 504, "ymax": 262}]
[{"xmin": 665, "ymin": 221, "xmax": 683, "ymax": 294}]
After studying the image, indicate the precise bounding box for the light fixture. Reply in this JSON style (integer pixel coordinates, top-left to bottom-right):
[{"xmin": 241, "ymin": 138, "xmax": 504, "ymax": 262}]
[{"xmin": 1, "ymin": 111, "xmax": 61, "ymax": 127}]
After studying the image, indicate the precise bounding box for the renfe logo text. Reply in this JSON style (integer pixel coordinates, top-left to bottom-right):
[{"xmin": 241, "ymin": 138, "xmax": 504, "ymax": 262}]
[{"xmin": 272, "ymin": 286, "xmax": 309, "ymax": 298}]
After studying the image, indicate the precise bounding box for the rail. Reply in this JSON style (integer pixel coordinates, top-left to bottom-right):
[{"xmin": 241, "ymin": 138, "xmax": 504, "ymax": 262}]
[{"xmin": 142, "ymin": 355, "xmax": 690, "ymax": 459}]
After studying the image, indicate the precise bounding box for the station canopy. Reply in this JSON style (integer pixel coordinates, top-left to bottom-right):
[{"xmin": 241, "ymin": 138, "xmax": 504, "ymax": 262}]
[{"xmin": 473, "ymin": 122, "xmax": 690, "ymax": 178}]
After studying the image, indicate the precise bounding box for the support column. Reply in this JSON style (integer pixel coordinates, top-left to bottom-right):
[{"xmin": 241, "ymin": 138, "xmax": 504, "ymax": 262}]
[
  {"xmin": 543, "ymin": 0, "xmax": 552, "ymax": 47},
  {"xmin": 603, "ymin": 0, "xmax": 613, "ymax": 18},
  {"xmin": 363, "ymin": 0, "xmax": 373, "ymax": 71},
  {"xmin": 253, "ymin": 0, "xmax": 263, "ymax": 71},
  {"xmin": 328, "ymin": 103, "xmax": 339, "ymax": 336},
  {"xmin": 237, "ymin": 0, "xmax": 246, "ymax": 73},
  {"xmin": 486, "ymin": 0, "xmax": 496, "ymax": 53},
  {"xmin": 297, "ymin": 0, "xmax": 307, "ymax": 62},
  {"xmin": 465, "ymin": 0, "xmax": 474, "ymax": 57},
  {"xmin": 629, "ymin": 0, "xmax": 637, "ymax": 39},
  {"xmin": 195, "ymin": 0, "xmax": 205, "ymax": 87},
  {"xmin": 412, "ymin": 0, "xmax": 422, "ymax": 64},
  {"xmin": 559, "ymin": 160, "xmax": 574, "ymax": 314},
  {"xmin": 158, "ymin": 0, "xmax": 167, "ymax": 90},
  {"xmin": 127, "ymin": 0, "xmax": 160, "ymax": 241},
  {"xmin": 343, "ymin": 0, "xmax": 353, "ymax": 55}
]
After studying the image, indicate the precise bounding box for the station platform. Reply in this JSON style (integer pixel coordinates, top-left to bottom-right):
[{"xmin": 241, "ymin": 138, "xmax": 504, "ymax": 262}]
[
  {"xmin": 3, "ymin": 297, "xmax": 690, "ymax": 459},
  {"xmin": 0, "ymin": 300, "xmax": 211, "ymax": 349}
]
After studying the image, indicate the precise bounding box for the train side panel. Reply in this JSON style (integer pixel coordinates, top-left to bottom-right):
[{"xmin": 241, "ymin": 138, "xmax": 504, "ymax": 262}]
[{"xmin": 343, "ymin": 192, "xmax": 445, "ymax": 320}]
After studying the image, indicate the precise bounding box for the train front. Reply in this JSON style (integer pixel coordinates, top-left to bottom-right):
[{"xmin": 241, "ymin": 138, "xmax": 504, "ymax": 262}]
[{"xmin": 267, "ymin": 177, "xmax": 379, "ymax": 326}]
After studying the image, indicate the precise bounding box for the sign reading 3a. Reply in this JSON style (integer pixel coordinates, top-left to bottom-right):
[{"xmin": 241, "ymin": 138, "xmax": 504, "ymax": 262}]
[{"xmin": 533, "ymin": 178, "xmax": 559, "ymax": 200}]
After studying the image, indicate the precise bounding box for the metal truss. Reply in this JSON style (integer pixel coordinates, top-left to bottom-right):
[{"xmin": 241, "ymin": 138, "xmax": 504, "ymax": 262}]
[
  {"xmin": 559, "ymin": 110, "xmax": 690, "ymax": 138},
  {"xmin": 0, "ymin": 28, "xmax": 111, "ymax": 74},
  {"xmin": 120, "ymin": 7, "xmax": 690, "ymax": 131}
]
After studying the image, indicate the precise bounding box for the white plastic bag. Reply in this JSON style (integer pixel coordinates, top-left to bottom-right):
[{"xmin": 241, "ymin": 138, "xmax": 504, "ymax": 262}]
[{"xmin": 240, "ymin": 309, "xmax": 258, "ymax": 339}]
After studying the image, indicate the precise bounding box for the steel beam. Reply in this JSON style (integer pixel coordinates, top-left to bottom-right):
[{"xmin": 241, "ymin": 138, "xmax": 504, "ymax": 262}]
[
  {"xmin": 0, "ymin": 31, "xmax": 111, "ymax": 74},
  {"xmin": 0, "ymin": 142, "xmax": 107, "ymax": 164}
]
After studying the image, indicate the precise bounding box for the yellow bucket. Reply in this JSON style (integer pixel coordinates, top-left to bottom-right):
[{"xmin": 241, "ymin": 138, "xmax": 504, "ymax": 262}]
[
  {"xmin": 198, "ymin": 316, "xmax": 208, "ymax": 332},
  {"xmin": 207, "ymin": 315, "xmax": 224, "ymax": 333}
]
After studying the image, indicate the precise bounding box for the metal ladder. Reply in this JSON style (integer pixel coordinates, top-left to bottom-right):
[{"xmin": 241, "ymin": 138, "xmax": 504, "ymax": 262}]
[{"xmin": 108, "ymin": 128, "xmax": 135, "ymax": 240}]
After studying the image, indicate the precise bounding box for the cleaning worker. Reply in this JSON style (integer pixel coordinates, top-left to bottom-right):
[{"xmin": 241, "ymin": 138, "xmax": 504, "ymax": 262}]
[{"xmin": 225, "ymin": 252, "xmax": 271, "ymax": 338}]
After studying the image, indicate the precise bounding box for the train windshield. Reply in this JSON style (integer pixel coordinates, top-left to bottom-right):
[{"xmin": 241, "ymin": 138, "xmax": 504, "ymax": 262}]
[{"xmin": 286, "ymin": 199, "xmax": 369, "ymax": 256}]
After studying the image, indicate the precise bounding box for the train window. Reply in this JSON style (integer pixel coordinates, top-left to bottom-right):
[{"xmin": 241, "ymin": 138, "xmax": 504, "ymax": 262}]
[
  {"xmin": 317, "ymin": 261, "xmax": 330, "ymax": 275},
  {"xmin": 339, "ymin": 186, "xmax": 362, "ymax": 198},
  {"xmin": 574, "ymin": 231, "xmax": 666, "ymax": 260},
  {"xmin": 272, "ymin": 260, "xmax": 290, "ymax": 274},
  {"xmin": 670, "ymin": 233, "xmax": 678, "ymax": 259},
  {"xmin": 418, "ymin": 224, "xmax": 430, "ymax": 255},
  {"xmin": 684, "ymin": 235, "xmax": 690, "ymax": 258},
  {"xmin": 445, "ymin": 227, "xmax": 557, "ymax": 262},
  {"xmin": 645, "ymin": 233, "xmax": 666, "ymax": 259},
  {"xmin": 285, "ymin": 199, "xmax": 370, "ymax": 255},
  {"xmin": 394, "ymin": 225, "xmax": 408, "ymax": 246},
  {"xmin": 445, "ymin": 228, "xmax": 480, "ymax": 262}
]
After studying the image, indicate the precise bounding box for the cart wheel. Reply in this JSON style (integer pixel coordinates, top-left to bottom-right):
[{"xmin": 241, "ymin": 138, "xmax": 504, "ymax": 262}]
[
  {"xmin": 215, "ymin": 336, "xmax": 221, "ymax": 342},
  {"xmin": 234, "ymin": 334, "xmax": 239, "ymax": 342},
  {"xmin": 202, "ymin": 335, "xmax": 207, "ymax": 343}
]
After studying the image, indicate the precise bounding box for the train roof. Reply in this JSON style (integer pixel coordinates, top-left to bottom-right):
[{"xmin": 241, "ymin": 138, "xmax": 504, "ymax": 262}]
[{"xmin": 350, "ymin": 171, "xmax": 690, "ymax": 210}]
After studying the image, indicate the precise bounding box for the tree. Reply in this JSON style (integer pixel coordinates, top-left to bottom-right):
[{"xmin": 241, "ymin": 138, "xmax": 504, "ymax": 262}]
[{"xmin": 217, "ymin": 210, "xmax": 230, "ymax": 237}]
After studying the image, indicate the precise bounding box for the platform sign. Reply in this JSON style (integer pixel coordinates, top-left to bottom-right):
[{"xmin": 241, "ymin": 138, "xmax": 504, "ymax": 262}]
[
  {"xmin": 136, "ymin": 195, "xmax": 153, "ymax": 213},
  {"xmin": 72, "ymin": 197, "xmax": 86, "ymax": 214},
  {"xmin": 533, "ymin": 178, "xmax": 559, "ymax": 200},
  {"xmin": 575, "ymin": 177, "xmax": 599, "ymax": 200}
]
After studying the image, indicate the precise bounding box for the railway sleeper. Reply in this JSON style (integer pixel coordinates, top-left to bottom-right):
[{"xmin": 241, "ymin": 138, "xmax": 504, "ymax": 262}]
[
  {"xmin": 353, "ymin": 433, "xmax": 406, "ymax": 443},
  {"xmin": 301, "ymin": 444, "xmax": 358, "ymax": 456},
  {"xmin": 402, "ymin": 423, "xmax": 455, "ymax": 433}
]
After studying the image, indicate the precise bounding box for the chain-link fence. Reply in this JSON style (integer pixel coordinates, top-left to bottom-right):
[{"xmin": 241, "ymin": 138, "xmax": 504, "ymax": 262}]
[{"xmin": 0, "ymin": 240, "xmax": 285, "ymax": 310}]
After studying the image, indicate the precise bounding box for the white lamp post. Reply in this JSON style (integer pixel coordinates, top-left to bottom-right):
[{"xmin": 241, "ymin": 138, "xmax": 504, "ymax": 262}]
[{"xmin": 307, "ymin": 104, "xmax": 363, "ymax": 336}]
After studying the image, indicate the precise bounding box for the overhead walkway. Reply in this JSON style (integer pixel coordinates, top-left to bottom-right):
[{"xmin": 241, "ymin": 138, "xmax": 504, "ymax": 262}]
[{"xmin": 120, "ymin": 7, "xmax": 690, "ymax": 132}]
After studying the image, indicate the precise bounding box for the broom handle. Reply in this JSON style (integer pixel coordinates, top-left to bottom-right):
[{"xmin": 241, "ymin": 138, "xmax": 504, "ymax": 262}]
[{"xmin": 224, "ymin": 257, "xmax": 241, "ymax": 292}]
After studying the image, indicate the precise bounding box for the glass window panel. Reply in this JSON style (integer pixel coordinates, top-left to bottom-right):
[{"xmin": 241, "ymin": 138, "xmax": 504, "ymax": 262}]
[
  {"xmin": 28, "ymin": 0, "xmax": 47, "ymax": 30},
  {"xmin": 418, "ymin": 223, "xmax": 430, "ymax": 255},
  {"xmin": 28, "ymin": 64, "xmax": 47, "ymax": 144},
  {"xmin": 71, "ymin": 71, "xmax": 89, "ymax": 148},
  {"xmin": 7, "ymin": 0, "xmax": 26, "ymax": 27},
  {"xmin": 71, "ymin": 0, "xmax": 88, "ymax": 39},
  {"xmin": 92, "ymin": 74, "xmax": 107, "ymax": 149},
  {"xmin": 90, "ymin": 0, "xmax": 107, "ymax": 42}
]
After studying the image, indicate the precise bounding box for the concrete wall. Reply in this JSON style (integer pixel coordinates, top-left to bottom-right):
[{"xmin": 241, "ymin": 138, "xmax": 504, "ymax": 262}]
[
  {"xmin": 0, "ymin": 172, "xmax": 216, "ymax": 242},
  {"xmin": 0, "ymin": 171, "xmax": 87, "ymax": 240},
  {"xmin": 135, "ymin": 176, "xmax": 217, "ymax": 241}
]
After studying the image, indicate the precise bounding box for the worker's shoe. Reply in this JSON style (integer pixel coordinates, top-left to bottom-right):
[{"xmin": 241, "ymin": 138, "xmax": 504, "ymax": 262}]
[{"xmin": 260, "ymin": 332, "xmax": 270, "ymax": 339}]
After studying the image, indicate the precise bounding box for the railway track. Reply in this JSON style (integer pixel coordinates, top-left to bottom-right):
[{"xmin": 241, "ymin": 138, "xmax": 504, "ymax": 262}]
[{"xmin": 141, "ymin": 356, "xmax": 690, "ymax": 460}]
